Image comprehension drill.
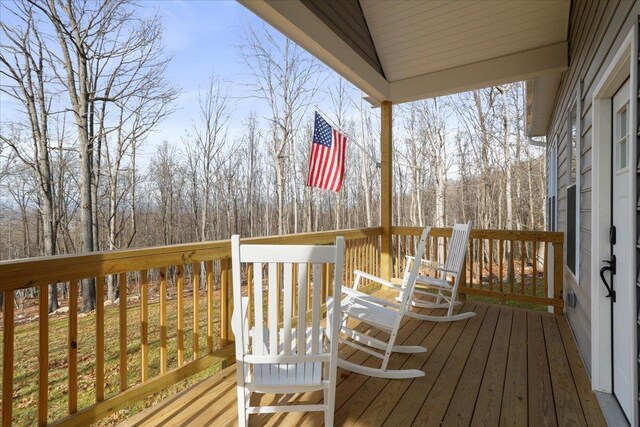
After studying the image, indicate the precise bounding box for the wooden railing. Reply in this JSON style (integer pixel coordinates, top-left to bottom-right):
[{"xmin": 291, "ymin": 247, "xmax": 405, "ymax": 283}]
[
  {"xmin": 0, "ymin": 227, "xmax": 381, "ymax": 427},
  {"xmin": 0, "ymin": 225, "xmax": 561, "ymax": 426},
  {"xmin": 391, "ymin": 227, "xmax": 564, "ymax": 313}
]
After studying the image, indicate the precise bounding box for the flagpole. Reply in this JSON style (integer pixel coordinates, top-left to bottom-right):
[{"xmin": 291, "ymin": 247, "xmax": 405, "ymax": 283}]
[
  {"xmin": 314, "ymin": 105, "xmax": 425, "ymax": 172},
  {"xmin": 314, "ymin": 106, "xmax": 381, "ymax": 168}
]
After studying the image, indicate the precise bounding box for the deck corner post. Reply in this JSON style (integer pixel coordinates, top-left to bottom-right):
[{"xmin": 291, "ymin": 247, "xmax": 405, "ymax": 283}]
[
  {"xmin": 380, "ymin": 100, "xmax": 393, "ymax": 281},
  {"xmin": 553, "ymin": 240, "xmax": 564, "ymax": 315}
]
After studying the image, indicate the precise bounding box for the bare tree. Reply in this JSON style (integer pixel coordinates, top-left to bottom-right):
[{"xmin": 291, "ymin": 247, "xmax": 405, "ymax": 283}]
[
  {"xmin": 26, "ymin": 0, "xmax": 175, "ymax": 311},
  {"xmin": 0, "ymin": 3, "xmax": 60, "ymax": 310},
  {"xmin": 185, "ymin": 74, "xmax": 232, "ymax": 242},
  {"xmin": 240, "ymin": 25, "xmax": 324, "ymax": 234}
]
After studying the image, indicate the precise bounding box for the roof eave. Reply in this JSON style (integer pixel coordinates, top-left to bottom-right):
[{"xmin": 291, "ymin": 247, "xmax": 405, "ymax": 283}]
[{"xmin": 238, "ymin": 0, "xmax": 390, "ymax": 102}]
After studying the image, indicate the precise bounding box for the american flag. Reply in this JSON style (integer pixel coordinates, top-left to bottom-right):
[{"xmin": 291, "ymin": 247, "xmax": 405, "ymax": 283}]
[{"xmin": 306, "ymin": 112, "xmax": 347, "ymax": 192}]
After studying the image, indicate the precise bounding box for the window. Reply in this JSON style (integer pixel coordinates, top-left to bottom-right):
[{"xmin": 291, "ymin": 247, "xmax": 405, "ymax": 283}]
[
  {"xmin": 616, "ymin": 104, "xmax": 629, "ymax": 170},
  {"xmin": 567, "ymin": 102, "xmax": 580, "ymax": 278},
  {"xmin": 547, "ymin": 139, "xmax": 558, "ymax": 232},
  {"xmin": 569, "ymin": 106, "xmax": 578, "ymax": 182}
]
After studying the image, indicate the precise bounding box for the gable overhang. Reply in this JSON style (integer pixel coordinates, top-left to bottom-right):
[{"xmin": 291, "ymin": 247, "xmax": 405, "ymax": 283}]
[
  {"xmin": 238, "ymin": 0, "xmax": 390, "ymax": 102},
  {"xmin": 238, "ymin": 0, "xmax": 569, "ymax": 109}
]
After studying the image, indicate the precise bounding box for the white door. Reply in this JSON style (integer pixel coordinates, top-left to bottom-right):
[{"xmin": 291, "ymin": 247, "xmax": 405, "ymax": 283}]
[{"xmin": 612, "ymin": 78, "xmax": 633, "ymax": 419}]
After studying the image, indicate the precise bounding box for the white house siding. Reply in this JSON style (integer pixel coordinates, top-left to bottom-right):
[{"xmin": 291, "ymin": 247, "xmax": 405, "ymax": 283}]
[{"xmin": 546, "ymin": 0, "xmax": 639, "ymax": 375}]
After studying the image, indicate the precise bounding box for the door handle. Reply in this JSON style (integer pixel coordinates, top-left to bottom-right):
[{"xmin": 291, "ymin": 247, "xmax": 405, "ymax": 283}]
[{"xmin": 599, "ymin": 261, "xmax": 616, "ymax": 302}]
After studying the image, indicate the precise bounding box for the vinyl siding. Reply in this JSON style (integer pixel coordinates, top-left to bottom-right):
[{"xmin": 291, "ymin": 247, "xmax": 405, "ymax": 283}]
[{"xmin": 546, "ymin": 0, "xmax": 639, "ymax": 374}]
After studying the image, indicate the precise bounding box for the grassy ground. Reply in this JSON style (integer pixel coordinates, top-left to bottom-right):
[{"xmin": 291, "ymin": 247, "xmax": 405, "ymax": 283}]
[
  {"xmin": 0, "ymin": 291, "xmax": 224, "ymax": 426},
  {"xmin": 462, "ymin": 275, "xmax": 552, "ymax": 311}
]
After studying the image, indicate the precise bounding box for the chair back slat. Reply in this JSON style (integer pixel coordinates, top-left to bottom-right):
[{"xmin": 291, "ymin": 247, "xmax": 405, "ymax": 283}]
[
  {"xmin": 268, "ymin": 263, "xmax": 278, "ymax": 355},
  {"xmin": 282, "ymin": 263, "xmax": 293, "ymax": 356},
  {"xmin": 444, "ymin": 221, "xmax": 472, "ymax": 274},
  {"xmin": 296, "ymin": 263, "xmax": 308, "ymax": 355},
  {"xmin": 398, "ymin": 227, "xmax": 431, "ymax": 314},
  {"xmin": 311, "ymin": 263, "xmax": 322, "ymax": 355},
  {"xmin": 253, "ymin": 262, "xmax": 264, "ymax": 356}
]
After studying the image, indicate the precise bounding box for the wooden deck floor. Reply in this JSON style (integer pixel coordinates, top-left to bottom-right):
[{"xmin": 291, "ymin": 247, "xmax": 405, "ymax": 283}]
[{"xmin": 121, "ymin": 298, "xmax": 605, "ymax": 427}]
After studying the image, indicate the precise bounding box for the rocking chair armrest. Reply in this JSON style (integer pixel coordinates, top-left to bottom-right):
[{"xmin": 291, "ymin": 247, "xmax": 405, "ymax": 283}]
[
  {"xmin": 353, "ymin": 270, "xmax": 399, "ymax": 290},
  {"xmin": 342, "ymin": 287, "xmax": 401, "ymax": 309},
  {"xmin": 405, "ymin": 256, "xmax": 457, "ymax": 274}
]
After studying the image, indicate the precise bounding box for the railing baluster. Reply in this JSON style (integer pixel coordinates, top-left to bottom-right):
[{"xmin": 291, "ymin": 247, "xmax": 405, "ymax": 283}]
[
  {"xmin": 469, "ymin": 239, "xmax": 474, "ymax": 288},
  {"xmin": 499, "ymin": 240, "xmax": 504, "ymax": 292},
  {"xmin": 140, "ymin": 270, "xmax": 148, "ymax": 381},
  {"xmin": 443, "ymin": 235, "xmax": 448, "ymax": 264},
  {"xmin": 206, "ymin": 261, "xmax": 214, "ymax": 353},
  {"xmin": 357, "ymin": 239, "xmax": 363, "ymax": 281},
  {"xmin": 96, "ymin": 276, "xmax": 105, "ymax": 401},
  {"xmin": 371, "ymin": 236, "xmax": 375, "ymax": 277},
  {"xmin": 3, "ymin": 289, "xmax": 14, "ymax": 426},
  {"xmin": 460, "ymin": 252, "xmax": 467, "ymax": 295},
  {"xmin": 159, "ymin": 267, "xmax": 167, "ymax": 374},
  {"xmin": 543, "ymin": 242, "xmax": 549, "ymax": 300},
  {"xmin": 69, "ymin": 279, "xmax": 78, "ymax": 413},
  {"xmin": 395, "ymin": 235, "xmax": 401, "ymax": 277},
  {"xmin": 553, "ymin": 241, "xmax": 564, "ymax": 314},
  {"xmin": 532, "ymin": 242, "xmax": 538, "ymax": 297},
  {"xmin": 478, "ymin": 238, "xmax": 483, "ymax": 289},
  {"xmin": 193, "ymin": 262, "xmax": 200, "ymax": 361},
  {"xmin": 177, "ymin": 264, "xmax": 184, "ymax": 366},
  {"xmin": 520, "ymin": 240, "xmax": 525, "ymax": 295},
  {"xmin": 488, "ymin": 239, "xmax": 494, "ymax": 290},
  {"xmin": 346, "ymin": 240, "xmax": 352, "ymax": 285},
  {"xmin": 220, "ymin": 258, "xmax": 230, "ymax": 347},
  {"xmin": 119, "ymin": 272, "xmax": 127, "ymax": 391},
  {"xmin": 510, "ymin": 240, "xmax": 515, "ymax": 293},
  {"xmin": 39, "ymin": 284, "xmax": 48, "ymax": 426}
]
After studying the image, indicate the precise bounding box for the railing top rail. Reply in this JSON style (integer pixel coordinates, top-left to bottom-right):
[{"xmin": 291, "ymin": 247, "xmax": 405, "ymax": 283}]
[
  {"xmin": 0, "ymin": 227, "xmax": 382, "ymax": 292},
  {"xmin": 391, "ymin": 226, "xmax": 564, "ymax": 243}
]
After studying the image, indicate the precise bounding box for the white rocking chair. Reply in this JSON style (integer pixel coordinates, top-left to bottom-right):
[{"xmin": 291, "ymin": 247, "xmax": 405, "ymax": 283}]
[
  {"xmin": 337, "ymin": 227, "xmax": 431, "ymax": 379},
  {"xmin": 231, "ymin": 235, "xmax": 345, "ymax": 427},
  {"xmin": 402, "ymin": 221, "xmax": 476, "ymax": 322}
]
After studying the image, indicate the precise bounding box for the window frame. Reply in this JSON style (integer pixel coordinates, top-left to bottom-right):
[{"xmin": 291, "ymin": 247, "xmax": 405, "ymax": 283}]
[
  {"xmin": 548, "ymin": 136, "xmax": 558, "ymax": 232},
  {"xmin": 566, "ymin": 90, "xmax": 581, "ymax": 282}
]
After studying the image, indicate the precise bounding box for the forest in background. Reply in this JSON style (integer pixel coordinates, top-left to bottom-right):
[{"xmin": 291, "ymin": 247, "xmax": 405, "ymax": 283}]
[{"xmin": 0, "ymin": 0, "xmax": 546, "ymax": 312}]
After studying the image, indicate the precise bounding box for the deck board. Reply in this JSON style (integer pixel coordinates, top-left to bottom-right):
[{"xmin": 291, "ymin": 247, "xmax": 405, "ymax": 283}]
[
  {"xmin": 381, "ymin": 304, "xmax": 471, "ymax": 426},
  {"xmin": 412, "ymin": 303, "xmax": 488, "ymax": 426},
  {"xmin": 121, "ymin": 300, "xmax": 605, "ymax": 427},
  {"xmin": 470, "ymin": 306, "xmax": 513, "ymax": 426},
  {"xmin": 542, "ymin": 315, "xmax": 588, "ymax": 425},
  {"xmin": 350, "ymin": 307, "xmax": 451, "ymax": 427},
  {"xmin": 527, "ymin": 311, "xmax": 557, "ymax": 427},
  {"xmin": 500, "ymin": 308, "xmax": 528, "ymax": 425},
  {"xmin": 440, "ymin": 304, "xmax": 500, "ymax": 426}
]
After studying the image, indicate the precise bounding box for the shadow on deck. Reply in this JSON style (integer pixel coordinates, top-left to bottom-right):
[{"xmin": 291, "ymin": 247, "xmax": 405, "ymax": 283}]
[{"xmin": 120, "ymin": 295, "xmax": 605, "ymax": 426}]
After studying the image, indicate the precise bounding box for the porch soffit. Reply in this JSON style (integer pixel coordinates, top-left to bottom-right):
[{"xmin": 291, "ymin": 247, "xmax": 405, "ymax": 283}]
[{"xmin": 238, "ymin": 0, "xmax": 569, "ymax": 106}]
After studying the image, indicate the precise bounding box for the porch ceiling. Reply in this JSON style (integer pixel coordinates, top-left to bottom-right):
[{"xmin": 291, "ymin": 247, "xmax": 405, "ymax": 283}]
[{"xmin": 239, "ymin": 0, "xmax": 570, "ymax": 107}]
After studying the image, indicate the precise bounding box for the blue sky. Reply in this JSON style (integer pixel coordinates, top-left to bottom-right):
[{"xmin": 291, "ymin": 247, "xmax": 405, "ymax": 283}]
[
  {"xmin": 136, "ymin": 1, "xmax": 359, "ymax": 162},
  {"xmin": 139, "ymin": 0, "xmax": 271, "ymax": 159},
  {"xmin": 0, "ymin": 0, "xmax": 350, "ymax": 163}
]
